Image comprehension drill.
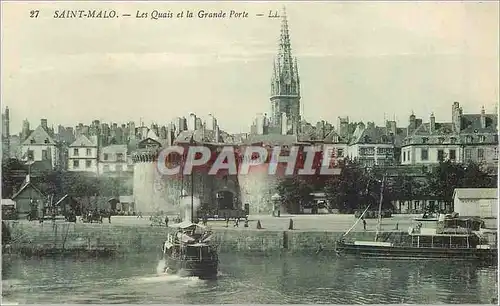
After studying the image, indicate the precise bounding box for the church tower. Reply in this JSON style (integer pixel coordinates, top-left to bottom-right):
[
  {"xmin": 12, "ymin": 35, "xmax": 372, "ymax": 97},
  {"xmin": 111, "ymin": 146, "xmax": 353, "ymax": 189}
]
[{"xmin": 270, "ymin": 7, "xmax": 301, "ymax": 134}]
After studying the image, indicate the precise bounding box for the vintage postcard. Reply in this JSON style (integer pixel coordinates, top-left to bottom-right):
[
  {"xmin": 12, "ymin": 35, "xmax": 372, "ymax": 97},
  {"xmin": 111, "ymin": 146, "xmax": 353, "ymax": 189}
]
[{"xmin": 1, "ymin": 1, "xmax": 498, "ymax": 304}]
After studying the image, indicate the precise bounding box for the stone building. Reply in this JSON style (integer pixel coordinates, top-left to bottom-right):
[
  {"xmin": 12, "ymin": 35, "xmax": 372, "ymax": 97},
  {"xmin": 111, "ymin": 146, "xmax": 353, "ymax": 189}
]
[
  {"xmin": 100, "ymin": 144, "xmax": 134, "ymax": 176},
  {"xmin": 400, "ymin": 102, "xmax": 498, "ymax": 172},
  {"xmin": 20, "ymin": 119, "xmax": 59, "ymax": 169},
  {"xmin": 68, "ymin": 134, "xmax": 99, "ymax": 174}
]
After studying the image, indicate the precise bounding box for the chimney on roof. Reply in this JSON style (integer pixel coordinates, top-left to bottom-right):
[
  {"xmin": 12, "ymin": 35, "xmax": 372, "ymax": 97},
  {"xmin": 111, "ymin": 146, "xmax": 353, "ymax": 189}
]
[
  {"xmin": 430, "ymin": 113, "xmax": 435, "ymax": 134},
  {"xmin": 41, "ymin": 119, "xmax": 48, "ymax": 130},
  {"xmin": 480, "ymin": 106, "xmax": 486, "ymax": 129}
]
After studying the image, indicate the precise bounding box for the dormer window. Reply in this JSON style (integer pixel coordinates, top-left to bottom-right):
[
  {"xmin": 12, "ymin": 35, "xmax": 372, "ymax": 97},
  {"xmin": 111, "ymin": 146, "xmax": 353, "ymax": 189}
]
[
  {"xmin": 30, "ymin": 139, "xmax": 35, "ymax": 144},
  {"xmin": 450, "ymin": 137, "xmax": 457, "ymax": 144},
  {"xmin": 465, "ymin": 136, "xmax": 473, "ymax": 144},
  {"xmin": 478, "ymin": 135, "xmax": 486, "ymax": 143},
  {"xmin": 44, "ymin": 138, "xmax": 50, "ymax": 144},
  {"xmin": 422, "ymin": 137, "xmax": 428, "ymax": 144},
  {"xmin": 438, "ymin": 137, "xmax": 445, "ymax": 144}
]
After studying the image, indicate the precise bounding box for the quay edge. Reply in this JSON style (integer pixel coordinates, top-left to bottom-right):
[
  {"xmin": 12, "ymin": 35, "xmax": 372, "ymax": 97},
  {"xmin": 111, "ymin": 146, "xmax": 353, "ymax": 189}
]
[{"xmin": 2, "ymin": 221, "xmax": 406, "ymax": 255}]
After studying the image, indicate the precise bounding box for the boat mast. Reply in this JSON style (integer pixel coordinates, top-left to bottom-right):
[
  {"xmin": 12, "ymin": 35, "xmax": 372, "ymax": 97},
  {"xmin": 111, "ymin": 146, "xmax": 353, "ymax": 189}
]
[
  {"xmin": 342, "ymin": 204, "xmax": 371, "ymax": 238},
  {"xmin": 375, "ymin": 174, "xmax": 386, "ymax": 242},
  {"xmin": 190, "ymin": 136, "xmax": 195, "ymax": 223},
  {"xmin": 191, "ymin": 167, "xmax": 194, "ymax": 223}
]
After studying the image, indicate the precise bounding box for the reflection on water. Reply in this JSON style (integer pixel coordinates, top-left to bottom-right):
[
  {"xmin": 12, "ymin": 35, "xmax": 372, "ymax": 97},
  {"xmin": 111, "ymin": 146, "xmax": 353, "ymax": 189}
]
[{"xmin": 2, "ymin": 252, "xmax": 498, "ymax": 304}]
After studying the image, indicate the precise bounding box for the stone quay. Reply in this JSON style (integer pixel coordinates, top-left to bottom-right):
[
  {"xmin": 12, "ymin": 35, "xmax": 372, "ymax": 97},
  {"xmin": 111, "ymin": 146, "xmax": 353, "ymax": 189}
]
[{"xmin": 3, "ymin": 214, "xmax": 426, "ymax": 256}]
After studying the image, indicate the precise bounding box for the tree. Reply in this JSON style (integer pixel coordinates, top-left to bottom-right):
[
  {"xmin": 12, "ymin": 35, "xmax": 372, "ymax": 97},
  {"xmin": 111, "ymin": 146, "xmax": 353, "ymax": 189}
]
[
  {"xmin": 2, "ymin": 158, "xmax": 26, "ymax": 198},
  {"xmin": 427, "ymin": 160, "xmax": 496, "ymax": 202},
  {"xmin": 323, "ymin": 161, "xmax": 377, "ymax": 213},
  {"xmin": 276, "ymin": 176, "xmax": 314, "ymax": 214}
]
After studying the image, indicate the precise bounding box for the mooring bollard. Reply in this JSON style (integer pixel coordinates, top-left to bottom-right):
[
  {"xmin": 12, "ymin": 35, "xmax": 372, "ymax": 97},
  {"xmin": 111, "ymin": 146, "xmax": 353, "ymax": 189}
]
[
  {"xmin": 256, "ymin": 220, "xmax": 262, "ymax": 229},
  {"xmin": 288, "ymin": 218, "xmax": 294, "ymax": 230}
]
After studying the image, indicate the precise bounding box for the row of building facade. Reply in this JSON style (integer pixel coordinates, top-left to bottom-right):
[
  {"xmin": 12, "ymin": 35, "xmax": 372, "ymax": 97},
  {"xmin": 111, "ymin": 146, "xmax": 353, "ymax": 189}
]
[{"xmin": 1, "ymin": 7, "xmax": 498, "ymax": 215}]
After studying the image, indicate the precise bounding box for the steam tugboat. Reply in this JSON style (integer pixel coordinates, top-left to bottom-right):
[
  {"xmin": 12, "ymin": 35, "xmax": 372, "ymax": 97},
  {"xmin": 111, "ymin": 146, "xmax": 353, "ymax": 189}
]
[
  {"xmin": 335, "ymin": 177, "xmax": 498, "ymax": 264},
  {"xmin": 161, "ymin": 221, "xmax": 219, "ymax": 279}
]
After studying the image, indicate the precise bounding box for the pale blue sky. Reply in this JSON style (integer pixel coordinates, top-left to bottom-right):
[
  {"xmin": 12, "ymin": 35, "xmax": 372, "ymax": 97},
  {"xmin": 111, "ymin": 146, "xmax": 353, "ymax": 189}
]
[{"xmin": 2, "ymin": 1, "xmax": 498, "ymax": 134}]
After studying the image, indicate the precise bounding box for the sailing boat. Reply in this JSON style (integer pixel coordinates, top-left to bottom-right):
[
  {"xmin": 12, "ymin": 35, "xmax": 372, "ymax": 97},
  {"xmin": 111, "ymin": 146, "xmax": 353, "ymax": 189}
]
[{"xmin": 335, "ymin": 175, "xmax": 498, "ymax": 263}]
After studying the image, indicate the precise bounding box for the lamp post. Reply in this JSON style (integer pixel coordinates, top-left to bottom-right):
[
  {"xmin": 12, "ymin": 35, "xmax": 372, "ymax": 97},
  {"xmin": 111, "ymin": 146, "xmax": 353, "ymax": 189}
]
[{"xmin": 271, "ymin": 193, "xmax": 281, "ymax": 217}]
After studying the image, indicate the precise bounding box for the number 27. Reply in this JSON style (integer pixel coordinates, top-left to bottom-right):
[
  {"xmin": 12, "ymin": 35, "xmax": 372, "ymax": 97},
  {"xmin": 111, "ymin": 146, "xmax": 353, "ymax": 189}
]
[{"xmin": 30, "ymin": 10, "xmax": 39, "ymax": 18}]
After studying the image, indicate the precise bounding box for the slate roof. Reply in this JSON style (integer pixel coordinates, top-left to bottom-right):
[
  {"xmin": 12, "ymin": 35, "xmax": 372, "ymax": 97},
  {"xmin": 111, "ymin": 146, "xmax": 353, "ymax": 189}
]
[
  {"xmin": 145, "ymin": 129, "xmax": 160, "ymax": 141},
  {"xmin": 323, "ymin": 129, "xmax": 350, "ymax": 144},
  {"xmin": 411, "ymin": 122, "xmax": 455, "ymax": 136},
  {"xmin": 460, "ymin": 114, "xmax": 498, "ymax": 133},
  {"xmin": 69, "ymin": 134, "xmax": 96, "ymax": 147},
  {"xmin": 244, "ymin": 134, "xmax": 301, "ymax": 146},
  {"xmin": 127, "ymin": 138, "xmax": 139, "ymax": 153},
  {"xmin": 22, "ymin": 125, "xmax": 56, "ymax": 146},
  {"xmin": 11, "ymin": 179, "xmax": 46, "ymax": 200},
  {"xmin": 350, "ymin": 124, "xmax": 393, "ymax": 145},
  {"xmin": 101, "ymin": 144, "xmax": 127, "ymax": 154},
  {"xmin": 453, "ymin": 188, "xmax": 498, "ymax": 200},
  {"xmin": 174, "ymin": 128, "xmax": 224, "ymax": 144}
]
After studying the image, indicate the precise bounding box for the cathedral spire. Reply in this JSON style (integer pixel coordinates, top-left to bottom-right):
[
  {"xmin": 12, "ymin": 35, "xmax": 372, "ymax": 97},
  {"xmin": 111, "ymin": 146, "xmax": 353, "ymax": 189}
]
[{"xmin": 270, "ymin": 6, "xmax": 301, "ymax": 134}]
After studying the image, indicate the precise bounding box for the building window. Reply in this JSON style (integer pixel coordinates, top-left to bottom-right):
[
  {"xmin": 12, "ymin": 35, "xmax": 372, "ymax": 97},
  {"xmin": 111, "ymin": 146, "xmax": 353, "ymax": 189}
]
[
  {"xmin": 103, "ymin": 165, "xmax": 110, "ymax": 172},
  {"xmin": 449, "ymin": 149, "xmax": 456, "ymax": 160},
  {"xmin": 494, "ymin": 135, "xmax": 498, "ymax": 143},
  {"xmin": 403, "ymin": 151, "xmax": 406, "ymax": 162},
  {"xmin": 450, "ymin": 137, "xmax": 456, "ymax": 144},
  {"xmin": 479, "ymin": 135, "xmax": 486, "ymax": 143},
  {"xmin": 337, "ymin": 149, "xmax": 344, "ymax": 157},
  {"xmin": 422, "ymin": 137, "xmax": 428, "ymax": 144},
  {"xmin": 494, "ymin": 147, "xmax": 499, "ymax": 160},
  {"xmin": 42, "ymin": 150, "xmax": 48, "ymax": 160},
  {"xmin": 103, "ymin": 153, "xmax": 109, "ymax": 161},
  {"xmin": 116, "ymin": 153, "xmax": 124, "ymax": 162},
  {"xmin": 44, "ymin": 138, "xmax": 50, "ymax": 144},
  {"xmin": 465, "ymin": 136, "xmax": 473, "ymax": 143},
  {"xmin": 421, "ymin": 148, "xmax": 428, "ymax": 161},
  {"xmin": 438, "ymin": 137, "xmax": 445, "ymax": 144},
  {"xmin": 437, "ymin": 149, "xmax": 444, "ymax": 161},
  {"xmin": 116, "ymin": 164, "xmax": 123, "ymax": 172},
  {"xmin": 73, "ymin": 148, "xmax": 79, "ymax": 156},
  {"xmin": 86, "ymin": 148, "xmax": 91, "ymax": 156},
  {"xmin": 85, "ymin": 160, "xmax": 92, "ymax": 168},
  {"xmin": 465, "ymin": 148, "xmax": 472, "ymax": 160},
  {"xmin": 27, "ymin": 150, "xmax": 34, "ymax": 160},
  {"xmin": 478, "ymin": 148, "xmax": 484, "ymax": 159},
  {"xmin": 30, "ymin": 139, "xmax": 35, "ymax": 144},
  {"xmin": 73, "ymin": 160, "xmax": 79, "ymax": 168}
]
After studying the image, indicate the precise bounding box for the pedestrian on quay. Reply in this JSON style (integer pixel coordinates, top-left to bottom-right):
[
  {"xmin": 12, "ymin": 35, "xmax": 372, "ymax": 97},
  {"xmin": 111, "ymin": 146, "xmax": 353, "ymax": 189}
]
[
  {"xmin": 108, "ymin": 211, "xmax": 112, "ymax": 224},
  {"xmin": 363, "ymin": 218, "xmax": 367, "ymax": 231},
  {"xmin": 165, "ymin": 215, "xmax": 169, "ymax": 227}
]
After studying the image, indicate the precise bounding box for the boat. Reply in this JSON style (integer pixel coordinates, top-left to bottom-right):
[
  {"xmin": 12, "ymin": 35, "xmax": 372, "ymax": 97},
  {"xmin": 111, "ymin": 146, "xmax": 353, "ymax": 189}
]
[
  {"xmin": 160, "ymin": 221, "xmax": 219, "ymax": 279},
  {"xmin": 335, "ymin": 176, "xmax": 498, "ymax": 264}
]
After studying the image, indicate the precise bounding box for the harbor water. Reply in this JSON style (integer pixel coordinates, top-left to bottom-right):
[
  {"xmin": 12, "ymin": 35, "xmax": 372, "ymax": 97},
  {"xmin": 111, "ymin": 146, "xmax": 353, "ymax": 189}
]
[{"xmin": 2, "ymin": 252, "xmax": 498, "ymax": 304}]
